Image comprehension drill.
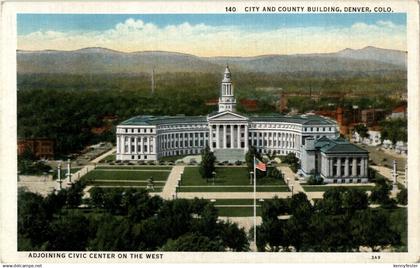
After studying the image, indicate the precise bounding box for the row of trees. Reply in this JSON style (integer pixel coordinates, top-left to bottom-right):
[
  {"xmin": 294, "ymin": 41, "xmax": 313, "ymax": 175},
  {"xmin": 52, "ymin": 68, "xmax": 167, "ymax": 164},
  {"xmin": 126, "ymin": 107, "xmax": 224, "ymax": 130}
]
[
  {"xmin": 18, "ymin": 184, "xmax": 249, "ymax": 251},
  {"xmin": 380, "ymin": 118, "xmax": 407, "ymax": 144},
  {"xmin": 257, "ymin": 188, "xmax": 405, "ymax": 252}
]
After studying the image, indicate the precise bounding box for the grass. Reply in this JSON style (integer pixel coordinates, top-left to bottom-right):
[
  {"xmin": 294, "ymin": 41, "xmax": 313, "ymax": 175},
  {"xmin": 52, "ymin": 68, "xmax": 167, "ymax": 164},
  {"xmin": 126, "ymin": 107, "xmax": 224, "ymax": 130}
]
[
  {"xmin": 96, "ymin": 166, "xmax": 172, "ymax": 170},
  {"xmin": 181, "ymin": 167, "xmax": 285, "ymax": 186},
  {"xmin": 208, "ymin": 199, "xmax": 265, "ymax": 205},
  {"xmin": 89, "ymin": 181, "xmax": 165, "ymax": 187},
  {"xmin": 302, "ymin": 185, "xmax": 375, "ymax": 192},
  {"xmin": 100, "ymin": 154, "xmax": 116, "ymax": 162},
  {"xmin": 82, "ymin": 170, "xmax": 170, "ymax": 182},
  {"xmin": 178, "ymin": 186, "xmax": 289, "ymax": 192},
  {"xmin": 87, "ymin": 185, "xmax": 163, "ymax": 192},
  {"xmin": 217, "ymin": 207, "xmax": 262, "ymax": 217}
]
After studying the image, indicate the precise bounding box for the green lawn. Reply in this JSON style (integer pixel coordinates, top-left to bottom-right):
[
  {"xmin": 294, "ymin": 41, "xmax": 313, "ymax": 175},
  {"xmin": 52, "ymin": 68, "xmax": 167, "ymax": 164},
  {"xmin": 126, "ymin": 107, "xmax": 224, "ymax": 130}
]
[
  {"xmin": 89, "ymin": 181, "xmax": 165, "ymax": 187},
  {"xmin": 217, "ymin": 207, "xmax": 262, "ymax": 217},
  {"xmin": 208, "ymin": 199, "xmax": 265, "ymax": 205},
  {"xmin": 96, "ymin": 166, "xmax": 172, "ymax": 170},
  {"xmin": 88, "ymin": 186, "xmax": 163, "ymax": 192},
  {"xmin": 181, "ymin": 167, "xmax": 285, "ymax": 186},
  {"xmin": 178, "ymin": 186, "xmax": 289, "ymax": 192},
  {"xmin": 82, "ymin": 170, "xmax": 170, "ymax": 182},
  {"xmin": 302, "ymin": 185, "xmax": 375, "ymax": 192},
  {"xmin": 100, "ymin": 154, "xmax": 116, "ymax": 162}
]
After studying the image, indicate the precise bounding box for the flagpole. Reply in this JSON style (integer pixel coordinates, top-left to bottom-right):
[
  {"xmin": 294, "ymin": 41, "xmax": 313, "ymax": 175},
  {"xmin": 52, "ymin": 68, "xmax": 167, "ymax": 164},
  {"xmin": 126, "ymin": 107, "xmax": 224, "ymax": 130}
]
[{"xmin": 253, "ymin": 156, "xmax": 256, "ymax": 248}]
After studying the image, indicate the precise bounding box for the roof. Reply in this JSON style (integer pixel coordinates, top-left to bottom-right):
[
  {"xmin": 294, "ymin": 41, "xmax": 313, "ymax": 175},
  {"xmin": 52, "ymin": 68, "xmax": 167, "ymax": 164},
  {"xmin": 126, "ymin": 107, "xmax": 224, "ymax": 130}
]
[
  {"xmin": 119, "ymin": 113, "xmax": 337, "ymax": 127},
  {"xmin": 316, "ymin": 137, "xmax": 368, "ymax": 154},
  {"xmin": 119, "ymin": 115, "xmax": 207, "ymax": 126},
  {"xmin": 392, "ymin": 105, "xmax": 406, "ymax": 113},
  {"xmin": 250, "ymin": 114, "xmax": 336, "ymax": 125}
]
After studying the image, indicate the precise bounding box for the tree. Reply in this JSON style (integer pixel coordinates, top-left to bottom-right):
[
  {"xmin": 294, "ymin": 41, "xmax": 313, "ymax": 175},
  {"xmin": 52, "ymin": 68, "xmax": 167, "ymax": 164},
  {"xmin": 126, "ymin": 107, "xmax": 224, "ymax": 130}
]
[
  {"xmin": 317, "ymin": 187, "xmax": 345, "ymax": 215},
  {"xmin": 18, "ymin": 190, "xmax": 50, "ymax": 248},
  {"xmin": 307, "ymin": 175, "xmax": 323, "ymax": 185},
  {"xmin": 354, "ymin": 124, "xmax": 369, "ymax": 139},
  {"xmin": 261, "ymin": 196, "xmax": 290, "ymax": 221},
  {"xmin": 90, "ymin": 187, "xmax": 105, "ymax": 208},
  {"xmin": 280, "ymin": 153, "xmax": 300, "ymax": 173},
  {"xmin": 199, "ymin": 145, "xmax": 216, "ymax": 179},
  {"xmin": 161, "ymin": 233, "xmax": 224, "ymax": 251},
  {"xmin": 341, "ymin": 188, "xmax": 368, "ymax": 213},
  {"xmin": 350, "ymin": 209, "xmax": 400, "ymax": 251},
  {"xmin": 218, "ymin": 221, "xmax": 249, "ymax": 251},
  {"xmin": 397, "ymin": 188, "xmax": 407, "ymax": 205},
  {"xmin": 89, "ymin": 215, "xmax": 133, "ymax": 251},
  {"xmin": 370, "ymin": 182, "xmax": 392, "ymax": 205},
  {"xmin": 46, "ymin": 211, "xmax": 91, "ymax": 251}
]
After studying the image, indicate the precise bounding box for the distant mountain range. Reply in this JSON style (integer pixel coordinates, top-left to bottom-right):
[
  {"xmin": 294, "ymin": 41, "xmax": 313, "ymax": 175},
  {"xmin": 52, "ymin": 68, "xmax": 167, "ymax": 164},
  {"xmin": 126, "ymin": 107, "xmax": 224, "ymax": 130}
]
[{"xmin": 17, "ymin": 46, "xmax": 406, "ymax": 74}]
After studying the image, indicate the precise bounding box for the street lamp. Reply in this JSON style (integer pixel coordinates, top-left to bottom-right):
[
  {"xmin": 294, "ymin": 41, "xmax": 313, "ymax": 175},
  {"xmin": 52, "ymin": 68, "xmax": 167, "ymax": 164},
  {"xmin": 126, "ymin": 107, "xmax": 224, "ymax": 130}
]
[
  {"xmin": 179, "ymin": 171, "xmax": 183, "ymax": 186},
  {"xmin": 212, "ymin": 171, "xmax": 216, "ymax": 185},
  {"xmin": 250, "ymin": 171, "xmax": 254, "ymax": 185}
]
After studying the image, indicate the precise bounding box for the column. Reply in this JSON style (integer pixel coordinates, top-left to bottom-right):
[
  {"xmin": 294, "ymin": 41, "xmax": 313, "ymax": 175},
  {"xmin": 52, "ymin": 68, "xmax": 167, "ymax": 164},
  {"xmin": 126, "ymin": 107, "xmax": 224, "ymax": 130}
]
[
  {"xmin": 209, "ymin": 126, "xmax": 213, "ymax": 150},
  {"xmin": 128, "ymin": 137, "xmax": 132, "ymax": 154},
  {"xmin": 134, "ymin": 137, "xmax": 138, "ymax": 154},
  {"xmin": 337, "ymin": 158, "xmax": 341, "ymax": 177},
  {"xmin": 271, "ymin": 132, "xmax": 275, "ymax": 148},
  {"xmin": 352, "ymin": 158, "xmax": 357, "ymax": 176},
  {"xmin": 245, "ymin": 126, "xmax": 249, "ymax": 150},
  {"xmin": 140, "ymin": 136, "xmax": 144, "ymax": 153},
  {"xmin": 361, "ymin": 158, "xmax": 367, "ymax": 177},
  {"xmin": 223, "ymin": 125, "xmax": 227, "ymax": 149},
  {"xmin": 116, "ymin": 135, "xmax": 120, "ymax": 153},
  {"xmin": 344, "ymin": 158, "xmax": 349, "ymax": 177},
  {"xmin": 237, "ymin": 125, "xmax": 241, "ymax": 148},
  {"xmin": 329, "ymin": 158, "xmax": 333, "ymax": 177},
  {"xmin": 230, "ymin": 125, "xmax": 234, "ymax": 149}
]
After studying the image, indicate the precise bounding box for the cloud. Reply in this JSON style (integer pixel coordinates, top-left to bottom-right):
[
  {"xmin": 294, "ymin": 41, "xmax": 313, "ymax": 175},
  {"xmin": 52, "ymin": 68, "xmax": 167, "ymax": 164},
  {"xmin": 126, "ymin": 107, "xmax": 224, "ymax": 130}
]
[{"xmin": 17, "ymin": 18, "xmax": 406, "ymax": 56}]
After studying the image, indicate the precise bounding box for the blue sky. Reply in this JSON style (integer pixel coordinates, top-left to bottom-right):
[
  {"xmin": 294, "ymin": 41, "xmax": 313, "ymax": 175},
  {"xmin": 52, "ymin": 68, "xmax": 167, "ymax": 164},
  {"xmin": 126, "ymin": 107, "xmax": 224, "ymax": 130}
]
[
  {"xmin": 17, "ymin": 13, "xmax": 407, "ymax": 56},
  {"xmin": 17, "ymin": 13, "xmax": 406, "ymax": 34}
]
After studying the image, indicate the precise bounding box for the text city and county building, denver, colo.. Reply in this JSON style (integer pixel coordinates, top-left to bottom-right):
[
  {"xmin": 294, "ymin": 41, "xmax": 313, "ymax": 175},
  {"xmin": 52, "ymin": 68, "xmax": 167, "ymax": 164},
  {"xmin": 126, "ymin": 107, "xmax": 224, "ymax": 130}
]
[{"xmin": 116, "ymin": 67, "xmax": 369, "ymax": 184}]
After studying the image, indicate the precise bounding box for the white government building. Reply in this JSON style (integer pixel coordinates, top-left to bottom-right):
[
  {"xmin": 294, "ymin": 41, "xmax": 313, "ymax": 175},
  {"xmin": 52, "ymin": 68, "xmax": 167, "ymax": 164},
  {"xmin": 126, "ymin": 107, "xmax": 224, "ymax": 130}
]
[{"xmin": 116, "ymin": 67, "xmax": 369, "ymax": 183}]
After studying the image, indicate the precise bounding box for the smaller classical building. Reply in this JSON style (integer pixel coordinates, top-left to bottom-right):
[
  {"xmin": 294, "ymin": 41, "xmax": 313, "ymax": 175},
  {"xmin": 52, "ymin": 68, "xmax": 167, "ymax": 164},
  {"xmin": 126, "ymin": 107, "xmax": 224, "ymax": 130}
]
[{"xmin": 300, "ymin": 136, "xmax": 369, "ymax": 183}]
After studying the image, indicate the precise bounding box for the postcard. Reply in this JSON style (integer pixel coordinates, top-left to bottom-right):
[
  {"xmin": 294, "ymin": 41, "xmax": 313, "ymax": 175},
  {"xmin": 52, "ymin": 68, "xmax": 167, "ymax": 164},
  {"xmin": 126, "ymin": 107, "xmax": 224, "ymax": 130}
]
[{"xmin": 0, "ymin": 0, "xmax": 419, "ymax": 265}]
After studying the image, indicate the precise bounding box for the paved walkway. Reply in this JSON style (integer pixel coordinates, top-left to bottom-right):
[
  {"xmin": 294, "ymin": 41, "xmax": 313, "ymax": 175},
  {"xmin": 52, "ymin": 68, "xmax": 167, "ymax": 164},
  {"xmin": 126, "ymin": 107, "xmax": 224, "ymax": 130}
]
[
  {"xmin": 371, "ymin": 165, "xmax": 406, "ymax": 185},
  {"xmin": 218, "ymin": 216, "xmax": 262, "ymax": 233},
  {"xmin": 58, "ymin": 148, "xmax": 115, "ymax": 192},
  {"xmin": 277, "ymin": 165, "xmax": 305, "ymax": 194},
  {"xmin": 161, "ymin": 165, "xmax": 184, "ymax": 200}
]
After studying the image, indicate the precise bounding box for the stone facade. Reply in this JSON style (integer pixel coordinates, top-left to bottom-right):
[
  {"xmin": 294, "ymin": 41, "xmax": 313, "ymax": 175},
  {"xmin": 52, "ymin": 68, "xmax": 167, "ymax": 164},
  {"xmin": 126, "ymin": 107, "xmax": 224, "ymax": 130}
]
[
  {"xmin": 116, "ymin": 67, "xmax": 339, "ymax": 162},
  {"xmin": 300, "ymin": 136, "xmax": 369, "ymax": 183}
]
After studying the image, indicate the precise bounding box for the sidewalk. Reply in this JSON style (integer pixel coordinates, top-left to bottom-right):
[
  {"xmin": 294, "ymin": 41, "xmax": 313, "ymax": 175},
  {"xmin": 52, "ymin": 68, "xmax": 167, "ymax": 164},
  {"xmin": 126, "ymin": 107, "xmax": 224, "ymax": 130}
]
[
  {"xmin": 56, "ymin": 148, "xmax": 115, "ymax": 191},
  {"xmin": 160, "ymin": 166, "xmax": 184, "ymax": 200},
  {"xmin": 276, "ymin": 165, "xmax": 305, "ymax": 194}
]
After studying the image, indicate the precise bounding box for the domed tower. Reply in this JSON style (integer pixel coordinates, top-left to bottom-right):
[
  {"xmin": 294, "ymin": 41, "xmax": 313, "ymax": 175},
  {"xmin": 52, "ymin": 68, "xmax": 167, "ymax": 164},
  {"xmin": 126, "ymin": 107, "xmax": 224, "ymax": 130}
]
[{"xmin": 218, "ymin": 65, "xmax": 237, "ymax": 112}]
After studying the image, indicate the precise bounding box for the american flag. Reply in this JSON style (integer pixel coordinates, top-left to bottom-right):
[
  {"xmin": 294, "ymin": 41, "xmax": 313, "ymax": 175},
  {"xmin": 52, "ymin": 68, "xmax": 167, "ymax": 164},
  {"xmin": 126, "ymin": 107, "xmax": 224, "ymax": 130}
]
[{"xmin": 255, "ymin": 158, "xmax": 266, "ymax": 172}]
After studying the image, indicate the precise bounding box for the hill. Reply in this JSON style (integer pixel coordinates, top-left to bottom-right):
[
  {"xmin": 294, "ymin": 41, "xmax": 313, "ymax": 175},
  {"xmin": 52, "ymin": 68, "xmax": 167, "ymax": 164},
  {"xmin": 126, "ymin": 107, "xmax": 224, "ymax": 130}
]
[{"xmin": 17, "ymin": 46, "xmax": 406, "ymax": 75}]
